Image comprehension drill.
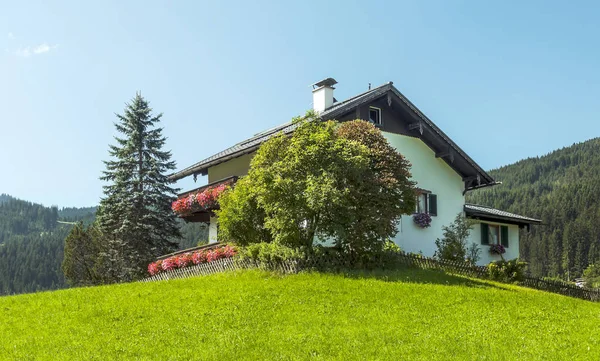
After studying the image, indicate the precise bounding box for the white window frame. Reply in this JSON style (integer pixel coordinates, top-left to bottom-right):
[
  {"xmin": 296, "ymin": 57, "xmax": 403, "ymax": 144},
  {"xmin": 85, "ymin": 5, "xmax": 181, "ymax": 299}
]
[
  {"xmin": 488, "ymin": 224, "xmax": 500, "ymax": 245},
  {"xmin": 369, "ymin": 106, "xmax": 382, "ymax": 125},
  {"xmin": 415, "ymin": 191, "xmax": 430, "ymax": 214}
]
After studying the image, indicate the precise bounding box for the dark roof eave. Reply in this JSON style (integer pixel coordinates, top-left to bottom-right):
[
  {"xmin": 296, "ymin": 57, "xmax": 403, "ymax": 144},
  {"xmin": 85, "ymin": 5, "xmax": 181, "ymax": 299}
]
[
  {"xmin": 466, "ymin": 212, "xmax": 543, "ymax": 227},
  {"xmin": 464, "ymin": 205, "xmax": 542, "ymax": 226},
  {"xmin": 464, "ymin": 181, "xmax": 502, "ymax": 194}
]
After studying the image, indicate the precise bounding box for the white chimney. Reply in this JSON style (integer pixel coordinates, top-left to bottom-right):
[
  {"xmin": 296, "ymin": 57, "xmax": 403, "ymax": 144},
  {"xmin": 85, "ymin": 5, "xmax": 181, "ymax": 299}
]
[{"xmin": 312, "ymin": 78, "xmax": 337, "ymax": 112}]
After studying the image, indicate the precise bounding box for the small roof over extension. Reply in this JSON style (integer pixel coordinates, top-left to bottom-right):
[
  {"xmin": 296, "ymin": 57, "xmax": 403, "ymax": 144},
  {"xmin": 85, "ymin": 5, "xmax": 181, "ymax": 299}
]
[{"xmin": 464, "ymin": 203, "xmax": 542, "ymax": 228}]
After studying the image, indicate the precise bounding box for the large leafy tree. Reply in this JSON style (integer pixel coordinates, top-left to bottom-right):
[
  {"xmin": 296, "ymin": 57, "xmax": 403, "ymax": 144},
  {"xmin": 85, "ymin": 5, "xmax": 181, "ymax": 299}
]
[
  {"xmin": 218, "ymin": 113, "xmax": 416, "ymax": 255},
  {"xmin": 335, "ymin": 120, "xmax": 416, "ymax": 253},
  {"xmin": 96, "ymin": 94, "xmax": 180, "ymax": 282}
]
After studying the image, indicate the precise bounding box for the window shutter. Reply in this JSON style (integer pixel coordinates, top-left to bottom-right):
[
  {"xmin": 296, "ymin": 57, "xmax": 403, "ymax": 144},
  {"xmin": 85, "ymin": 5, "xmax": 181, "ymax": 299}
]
[
  {"xmin": 501, "ymin": 226, "xmax": 509, "ymax": 247},
  {"xmin": 481, "ymin": 223, "xmax": 489, "ymax": 245},
  {"xmin": 428, "ymin": 194, "xmax": 437, "ymax": 216}
]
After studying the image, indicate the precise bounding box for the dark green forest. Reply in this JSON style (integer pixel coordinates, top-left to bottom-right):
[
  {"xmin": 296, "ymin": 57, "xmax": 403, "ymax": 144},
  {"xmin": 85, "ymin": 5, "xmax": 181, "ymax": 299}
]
[
  {"xmin": 468, "ymin": 138, "xmax": 600, "ymax": 279},
  {"xmin": 0, "ymin": 194, "xmax": 207, "ymax": 295}
]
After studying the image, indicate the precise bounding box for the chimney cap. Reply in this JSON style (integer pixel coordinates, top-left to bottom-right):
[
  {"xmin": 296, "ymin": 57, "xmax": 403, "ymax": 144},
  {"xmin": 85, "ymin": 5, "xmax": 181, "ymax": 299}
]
[{"xmin": 312, "ymin": 77, "xmax": 337, "ymax": 89}]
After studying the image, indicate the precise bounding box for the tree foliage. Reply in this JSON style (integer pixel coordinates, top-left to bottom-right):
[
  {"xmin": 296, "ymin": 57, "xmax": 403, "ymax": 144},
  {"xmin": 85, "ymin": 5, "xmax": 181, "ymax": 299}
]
[
  {"xmin": 434, "ymin": 213, "xmax": 476, "ymax": 262},
  {"xmin": 96, "ymin": 94, "xmax": 181, "ymax": 282},
  {"xmin": 218, "ymin": 113, "xmax": 416, "ymax": 255},
  {"xmin": 0, "ymin": 195, "xmax": 94, "ymax": 295},
  {"xmin": 62, "ymin": 223, "xmax": 101, "ymax": 286},
  {"xmin": 335, "ymin": 120, "xmax": 416, "ymax": 253},
  {"xmin": 583, "ymin": 262, "xmax": 600, "ymax": 288}
]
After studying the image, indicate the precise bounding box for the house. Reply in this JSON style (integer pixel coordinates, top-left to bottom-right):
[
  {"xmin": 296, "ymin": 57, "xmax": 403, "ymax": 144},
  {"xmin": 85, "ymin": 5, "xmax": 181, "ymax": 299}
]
[{"xmin": 169, "ymin": 78, "xmax": 541, "ymax": 265}]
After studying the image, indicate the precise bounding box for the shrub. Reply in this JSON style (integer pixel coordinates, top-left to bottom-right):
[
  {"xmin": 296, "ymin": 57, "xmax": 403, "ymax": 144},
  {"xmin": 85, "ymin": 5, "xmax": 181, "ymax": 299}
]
[
  {"xmin": 487, "ymin": 259, "xmax": 528, "ymax": 283},
  {"xmin": 466, "ymin": 243, "xmax": 482, "ymax": 265},
  {"xmin": 306, "ymin": 241, "xmax": 404, "ymax": 270},
  {"xmin": 434, "ymin": 214, "xmax": 474, "ymax": 262},
  {"xmin": 238, "ymin": 243, "xmax": 306, "ymax": 264},
  {"xmin": 583, "ymin": 262, "xmax": 600, "ymax": 288}
]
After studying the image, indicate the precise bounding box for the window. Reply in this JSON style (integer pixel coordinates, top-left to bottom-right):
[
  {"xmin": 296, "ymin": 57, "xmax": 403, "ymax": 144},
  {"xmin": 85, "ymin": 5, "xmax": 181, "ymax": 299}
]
[
  {"xmin": 415, "ymin": 191, "xmax": 437, "ymax": 216},
  {"xmin": 488, "ymin": 225, "xmax": 500, "ymax": 245},
  {"xmin": 369, "ymin": 106, "xmax": 382, "ymax": 125},
  {"xmin": 480, "ymin": 223, "xmax": 509, "ymax": 247}
]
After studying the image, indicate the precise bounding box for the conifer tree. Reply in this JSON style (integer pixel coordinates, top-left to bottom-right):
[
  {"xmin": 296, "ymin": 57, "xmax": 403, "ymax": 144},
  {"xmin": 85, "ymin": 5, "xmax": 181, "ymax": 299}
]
[
  {"xmin": 62, "ymin": 222, "xmax": 101, "ymax": 286},
  {"xmin": 96, "ymin": 94, "xmax": 180, "ymax": 282}
]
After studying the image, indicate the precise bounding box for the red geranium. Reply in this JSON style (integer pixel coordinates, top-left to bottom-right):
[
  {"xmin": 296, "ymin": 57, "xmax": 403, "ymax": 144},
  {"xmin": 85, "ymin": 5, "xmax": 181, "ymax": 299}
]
[
  {"xmin": 171, "ymin": 180, "xmax": 233, "ymax": 215},
  {"xmin": 147, "ymin": 244, "xmax": 239, "ymax": 276}
]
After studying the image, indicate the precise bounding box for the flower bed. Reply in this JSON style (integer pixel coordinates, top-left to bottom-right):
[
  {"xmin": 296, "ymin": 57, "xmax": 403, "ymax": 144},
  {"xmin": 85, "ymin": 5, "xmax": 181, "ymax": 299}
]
[
  {"xmin": 148, "ymin": 245, "xmax": 238, "ymax": 276},
  {"xmin": 172, "ymin": 180, "xmax": 232, "ymax": 216}
]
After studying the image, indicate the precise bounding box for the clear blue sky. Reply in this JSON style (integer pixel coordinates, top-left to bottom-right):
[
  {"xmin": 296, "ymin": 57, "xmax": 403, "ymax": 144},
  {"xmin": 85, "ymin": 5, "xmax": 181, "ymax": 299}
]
[{"xmin": 1, "ymin": 1, "xmax": 598, "ymax": 207}]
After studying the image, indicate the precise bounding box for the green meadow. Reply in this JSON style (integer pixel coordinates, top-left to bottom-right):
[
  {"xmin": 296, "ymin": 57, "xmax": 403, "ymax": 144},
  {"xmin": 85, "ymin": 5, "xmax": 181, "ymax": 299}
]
[{"xmin": 1, "ymin": 269, "xmax": 599, "ymax": 360}]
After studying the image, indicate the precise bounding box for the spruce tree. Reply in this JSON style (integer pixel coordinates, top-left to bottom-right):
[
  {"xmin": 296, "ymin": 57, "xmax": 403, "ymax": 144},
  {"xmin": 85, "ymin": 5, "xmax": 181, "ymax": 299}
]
[
  {"xmin": 62, "ymin": 222, "xmax": 101, "ymax": 286},
  {"xmin": 96, "ymin": 93, "xmax": 180, "ymax": 282}
]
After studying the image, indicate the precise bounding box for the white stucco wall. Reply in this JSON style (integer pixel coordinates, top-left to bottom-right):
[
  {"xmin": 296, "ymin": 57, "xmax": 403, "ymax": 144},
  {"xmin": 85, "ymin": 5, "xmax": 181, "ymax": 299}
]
[
  {"xmin": 383, "ymin": 132, "xmax": 466, "ymax": 258},
  {"xmin": 468, "ymin": 221, "xmax": 520, "ymax": 265},
  {"xmin": 207, "ymin": 153, "xmax": 253, "ymax": 183},
  {"xmin": 208, "ymin": 216, "xmax": 219, "ymax": 244}
]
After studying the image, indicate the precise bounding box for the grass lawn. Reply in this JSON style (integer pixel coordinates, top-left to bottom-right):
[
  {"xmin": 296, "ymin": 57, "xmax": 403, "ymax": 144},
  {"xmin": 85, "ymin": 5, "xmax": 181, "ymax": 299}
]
[{"xmin": 1, "ymin": 268, "xmax": 599, "ymax": 360}]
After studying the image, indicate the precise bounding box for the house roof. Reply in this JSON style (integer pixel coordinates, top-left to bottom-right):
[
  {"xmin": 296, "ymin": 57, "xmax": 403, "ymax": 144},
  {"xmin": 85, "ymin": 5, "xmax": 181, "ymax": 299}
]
[
  {"xmin": 169, "ymin": 82, "xmax": 496, "ymax": 190},
  {"xmin": 464, "ymin": 204, "xmax": 542, "ymax": 226}
]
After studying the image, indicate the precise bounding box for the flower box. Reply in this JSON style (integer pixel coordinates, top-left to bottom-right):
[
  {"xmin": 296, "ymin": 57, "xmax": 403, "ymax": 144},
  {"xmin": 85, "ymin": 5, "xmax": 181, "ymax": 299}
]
[
  {"xmin": 172, "ymin": 180, "xmax": 233, "ymax": 216},
  {"xmin": 148, "ymin": 245, "xmax": 238, "ymax": 276},
  {"xmin": 413, "ymin": 212, "xmax": 432, "ymax": 228}
]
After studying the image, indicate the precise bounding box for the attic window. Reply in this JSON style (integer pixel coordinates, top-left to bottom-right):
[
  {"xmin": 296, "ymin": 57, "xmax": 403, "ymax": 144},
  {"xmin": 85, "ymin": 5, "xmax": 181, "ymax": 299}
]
[{"xmin": 369, "ymin": 107, "xmax": 381, "ymax": 125}]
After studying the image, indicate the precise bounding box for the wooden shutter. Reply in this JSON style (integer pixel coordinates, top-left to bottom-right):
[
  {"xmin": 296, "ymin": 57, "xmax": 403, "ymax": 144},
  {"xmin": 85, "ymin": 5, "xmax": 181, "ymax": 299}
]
[
  {"xmin": 501, "ymin": 226, "xmax": 509, "ymax": 247},
  {"xmin": 481, "ymin": 223, "xmax": 489, "ymax": 245},
  {"xmin": 428, "ymin": 194, "xmax": 437, "ymax": 216}
]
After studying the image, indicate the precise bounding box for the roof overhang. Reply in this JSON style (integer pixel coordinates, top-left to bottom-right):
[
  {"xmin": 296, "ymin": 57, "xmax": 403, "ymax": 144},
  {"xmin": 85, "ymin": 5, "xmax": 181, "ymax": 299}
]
[{"xmin": 464, "ymin": 204, "xmax": 542, "ymax": 229}]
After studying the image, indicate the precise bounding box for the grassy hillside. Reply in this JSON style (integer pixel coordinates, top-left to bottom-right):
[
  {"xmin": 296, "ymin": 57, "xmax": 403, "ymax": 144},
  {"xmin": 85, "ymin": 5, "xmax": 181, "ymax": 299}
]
[
  {"xmin": 468, "ymin": 138, "xmax": 600, "ymax": 279},
  {"xmin": 1, "ymin": 269, "xmax": 598, "ymax": 360}
]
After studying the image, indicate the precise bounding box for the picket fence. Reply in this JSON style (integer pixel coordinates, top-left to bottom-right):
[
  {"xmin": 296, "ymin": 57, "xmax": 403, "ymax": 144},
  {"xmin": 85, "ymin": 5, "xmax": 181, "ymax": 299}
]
[{"xmin": 142, "ymin": 252, "xmax": 600, "ymax": 302}]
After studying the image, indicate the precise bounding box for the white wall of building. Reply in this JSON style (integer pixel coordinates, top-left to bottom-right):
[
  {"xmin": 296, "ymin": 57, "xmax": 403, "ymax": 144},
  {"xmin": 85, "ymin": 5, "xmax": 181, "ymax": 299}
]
[
  {"xmin": 208, "ymin": 216, "xmax": 219, "ymax": 244},
  {"xmin": 383, "ymin": 132, "xmax": 466, "ymax": 258},
  {"xmin": 468, "ymin": 221, "xmax": 520, "ymax": 265},
  {"xmin": 207, "ymin": 153, "xmax": 253, "ymax": 183}
]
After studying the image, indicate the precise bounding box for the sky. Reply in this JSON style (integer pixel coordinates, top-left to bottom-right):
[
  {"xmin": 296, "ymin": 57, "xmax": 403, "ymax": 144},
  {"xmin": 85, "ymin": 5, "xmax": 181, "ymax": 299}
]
[{"xmin": 1, "ymin": 0, "xmax": 599, "ymax": 207}]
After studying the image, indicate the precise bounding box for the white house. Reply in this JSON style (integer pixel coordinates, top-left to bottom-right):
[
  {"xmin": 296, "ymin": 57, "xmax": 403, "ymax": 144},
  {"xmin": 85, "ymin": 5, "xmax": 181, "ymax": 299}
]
[{"xmin": 170, "ymin": 78, "xmax": 541, "ymax": 265}]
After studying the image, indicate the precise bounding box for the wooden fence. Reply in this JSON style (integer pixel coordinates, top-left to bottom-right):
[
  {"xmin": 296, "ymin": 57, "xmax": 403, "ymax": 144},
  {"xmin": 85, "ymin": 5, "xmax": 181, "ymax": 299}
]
[
  {"xmin": 142, "ymin": 257, "xmax": 301, "ymax": 283},
  {"xmin": 142, "ymin": 252, "xmax": 600, "ymax": 302}
]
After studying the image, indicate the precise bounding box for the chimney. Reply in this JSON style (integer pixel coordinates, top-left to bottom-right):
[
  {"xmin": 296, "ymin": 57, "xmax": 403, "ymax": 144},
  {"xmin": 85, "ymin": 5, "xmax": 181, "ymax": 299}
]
[{"xmin": 312, "ymin": 77, "xmax": 337, "ymax": 112}]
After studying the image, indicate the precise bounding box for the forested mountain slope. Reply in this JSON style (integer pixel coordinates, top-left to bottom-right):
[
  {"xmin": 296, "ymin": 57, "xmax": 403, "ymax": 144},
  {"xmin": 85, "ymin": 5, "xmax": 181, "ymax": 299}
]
[
  {"xmin": 468, "ymin": 138, "xmax": 600, "ymax": 279},
  {"xmin": 0, "ymin": 195, "xmax": 68, "ymax": 294},
  {"xmin": 0, "ymin": 194, "xmax": 207, "ymax": 295}
]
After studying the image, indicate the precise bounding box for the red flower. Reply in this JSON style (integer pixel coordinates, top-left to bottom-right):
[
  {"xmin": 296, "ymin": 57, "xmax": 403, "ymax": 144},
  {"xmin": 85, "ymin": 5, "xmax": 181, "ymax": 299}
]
[
  {"xmin": 161, "ymin": 257, "xmax": 177, "ymax": 271},
  {"xmin": 176, "ymin": 253, "xmax": 193, "ymax": 268},
  {"xmin": 147, "ymin": 244, "xmax": 239, "ymax": 275},
  {"xmin": 171, "ymin": 181, "xmax": 232, "ymax": 215},
  {"xmin": 148, "ymin": 262, "xmax": 160, "ymax": 275},
  {"xmin": 192, "ymin": 250, "xmax": 208, "ymax": 264}
]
